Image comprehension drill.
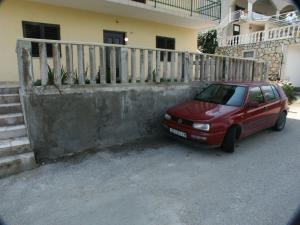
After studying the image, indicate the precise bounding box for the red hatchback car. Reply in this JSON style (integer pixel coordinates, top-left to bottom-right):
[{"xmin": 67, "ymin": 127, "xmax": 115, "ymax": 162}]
[{"xmin": 162, "ymin": 82, "xmax": 289, "ymax": 153}]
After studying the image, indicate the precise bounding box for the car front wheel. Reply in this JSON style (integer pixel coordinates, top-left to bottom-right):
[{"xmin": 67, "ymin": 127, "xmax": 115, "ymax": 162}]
[
  {"xmin": 273, "ymin": 111, "xmax": 287, "ymax": 131},
  {"xmin": 222, "ymin": 127, "xmax": 237, "ymax": 153}
]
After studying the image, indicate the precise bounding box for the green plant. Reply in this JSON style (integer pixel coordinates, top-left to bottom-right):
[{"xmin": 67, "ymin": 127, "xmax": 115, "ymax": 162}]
[
  {"xmin": 152, "ymin": 69, "xmax": 157, "ymax": 82},
  {"xmin": 34, "ymin": 65, "xmax": 68, "ymax": 86},
  {"xmin": 281, "ymin": 81, "xmax": 297, "ymax": 103},
  {"xmin": 198, "ymin": 30, "xmax": 218, "ymax": 54}
]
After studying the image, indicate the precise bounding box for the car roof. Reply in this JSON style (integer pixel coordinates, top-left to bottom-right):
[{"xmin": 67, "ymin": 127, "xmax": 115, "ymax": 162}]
[{"xmin": 213, "ymin": 81, "xmax": 270, "ymax": 87}]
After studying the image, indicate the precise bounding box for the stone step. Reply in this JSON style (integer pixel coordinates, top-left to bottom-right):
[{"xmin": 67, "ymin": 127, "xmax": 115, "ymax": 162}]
[
  {"xmin": 0, "ymin": 87, "xmax": 19, "ymax": 95},
  {"xmin": 0, "ymin": 125, "xmax": 27, "ymax": 140},
  {"xmin": 0, "ymin": 152, "xmax": 37, "ymax": 178},
  {"xmin": 0, "ymin": 113, "xmax": 24, "ymax": 126},
  {"xmin": 0, "ymin": 103, "xmax": 22, "ymax": 114},
  {"xmin": 0, "ymin": 94, "xmax": 20, "ymax": 104},
  {"xmin": 0, "ymin": 136, "xmax": 30, "ymax": 158}
]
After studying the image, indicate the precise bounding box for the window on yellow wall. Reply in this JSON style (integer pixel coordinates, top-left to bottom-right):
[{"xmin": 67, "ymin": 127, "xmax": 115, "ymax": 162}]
[
  {"xmin": 156, "ymin": 36, "xmax": 175, "ymax": 62},
  {"xmin": 22, "ymin": 21, "xmax": 61, "ymax": 57}
]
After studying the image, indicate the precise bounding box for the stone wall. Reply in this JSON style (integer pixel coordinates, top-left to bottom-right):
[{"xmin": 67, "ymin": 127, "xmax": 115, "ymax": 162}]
[
  {"xmin": 216, "ymin": 37, "xmax": 300, "ymax": 81},
  {"xmin": 21, "ymin": 83, "xmax": 206, "ymax": 162}
]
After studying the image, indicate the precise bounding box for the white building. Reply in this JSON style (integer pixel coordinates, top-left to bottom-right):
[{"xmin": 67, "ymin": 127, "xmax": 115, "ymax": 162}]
[{"xmin": 211, "ymin": 0, "xmax": 300, "ymax": 88}]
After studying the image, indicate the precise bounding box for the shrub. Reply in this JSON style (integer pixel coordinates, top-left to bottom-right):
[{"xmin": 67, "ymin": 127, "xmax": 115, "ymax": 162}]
[
  {"xmin": 197, "ymin": 30, "xmax": 218, "ymax": 54},
  {"xmin": 34, "ymin": 65, "xmax": 68, "ymax": 86},
  {"xmin": 278, "ymin": 81, "xmax": 297, "ymax": 103}
]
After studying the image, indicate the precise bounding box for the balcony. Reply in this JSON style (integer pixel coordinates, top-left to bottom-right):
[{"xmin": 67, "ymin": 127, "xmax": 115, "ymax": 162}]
[
  {"xmin": 219, "ymin": 24, "xmax": 300, "ymax": 47},
  {"xmin": 30, "ymin": 0, "xmax": 221, "ymax": 29},
  {"xmin": 145, "ymin": 0, "xmax": 221, "ymax": 21}
]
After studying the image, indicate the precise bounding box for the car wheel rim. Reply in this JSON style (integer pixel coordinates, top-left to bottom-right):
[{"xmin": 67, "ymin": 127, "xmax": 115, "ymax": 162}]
[{"xmin": 278, "ymin": 114, "xmax": 286, "ymax": 129}]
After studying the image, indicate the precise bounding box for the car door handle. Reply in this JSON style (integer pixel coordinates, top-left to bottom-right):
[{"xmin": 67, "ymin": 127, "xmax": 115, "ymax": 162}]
[{"xmin": 263, "ymin": 106, "xmax": 268, "ymax": 111}]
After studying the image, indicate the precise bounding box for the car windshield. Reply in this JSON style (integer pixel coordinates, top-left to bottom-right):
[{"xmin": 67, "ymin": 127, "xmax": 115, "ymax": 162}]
[{"xmin": 195, "ymin": 84, "xmax": 246, "ymax": 107}]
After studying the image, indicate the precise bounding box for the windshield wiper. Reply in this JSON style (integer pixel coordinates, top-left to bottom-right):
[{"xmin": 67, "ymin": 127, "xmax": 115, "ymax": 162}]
[{"xmin": 195, "ymin": 98, "xmax": 219, "ymax": 104}]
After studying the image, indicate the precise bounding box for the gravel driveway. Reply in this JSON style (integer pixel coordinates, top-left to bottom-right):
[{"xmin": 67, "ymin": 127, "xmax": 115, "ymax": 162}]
[{"xmin": 0, "ymin": 99, "xmax": 300, "ymax": 225}]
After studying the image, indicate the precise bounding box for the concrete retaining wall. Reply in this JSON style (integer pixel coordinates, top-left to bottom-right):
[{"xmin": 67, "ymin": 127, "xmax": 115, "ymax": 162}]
[{"xmin": 21, "ymin": 83, "xmax": 206, "ymax": 162}]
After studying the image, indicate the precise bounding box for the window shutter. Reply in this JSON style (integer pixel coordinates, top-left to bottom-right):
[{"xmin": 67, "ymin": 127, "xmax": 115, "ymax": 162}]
[
  {"xmin": 22, "ymin": 21, "xmax": 60, "ymax": 57},
  {"xmin": 22, "ymin": 22, "xmax": 41, "ymax": 57},
  {"xmin": 43, "ymin": 25, "xmax": 60, "ymax": 57}
]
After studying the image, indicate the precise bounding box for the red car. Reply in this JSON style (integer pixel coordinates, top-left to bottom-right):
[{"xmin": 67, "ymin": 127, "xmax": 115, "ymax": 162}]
[{"xmin": 162, "ymin": 82, "xmax": 289, "ymax": 153}]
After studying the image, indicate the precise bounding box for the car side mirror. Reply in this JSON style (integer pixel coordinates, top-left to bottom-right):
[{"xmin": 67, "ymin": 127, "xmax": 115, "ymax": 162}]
[{"xmin": 246, "ymin": 101, "xmax": 259, "ymax": 108}]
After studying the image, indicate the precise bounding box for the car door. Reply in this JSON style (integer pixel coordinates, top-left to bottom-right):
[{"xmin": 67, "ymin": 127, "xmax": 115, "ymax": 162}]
[
  {"xmin": 261, "ymin": 85, "xmax": 282, "ymax": 127},
  {"xmin": 241, "ymin": 86, "xmax": 268, "ymax": 137}
]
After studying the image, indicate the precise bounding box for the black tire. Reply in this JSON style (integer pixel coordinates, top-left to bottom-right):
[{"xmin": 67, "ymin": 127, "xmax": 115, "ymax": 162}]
[
  {"xmin": 222, "ymin": 127, "xmax": 237, "ymax": 153},
  {"xmin": 273, "ymin": 111, "xmax": 287, "ymax": 131}
]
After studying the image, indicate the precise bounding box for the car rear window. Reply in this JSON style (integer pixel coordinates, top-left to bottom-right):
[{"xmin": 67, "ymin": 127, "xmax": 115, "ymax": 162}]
[{"xmin": 261, "ymin": 85, "xmax": 276, "ymax": 101}]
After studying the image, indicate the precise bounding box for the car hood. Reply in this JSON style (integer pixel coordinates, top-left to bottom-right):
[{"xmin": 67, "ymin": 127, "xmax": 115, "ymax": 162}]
[{"xmin": 167, "ymin": 100, "xmax": 238, "ymax": 122}]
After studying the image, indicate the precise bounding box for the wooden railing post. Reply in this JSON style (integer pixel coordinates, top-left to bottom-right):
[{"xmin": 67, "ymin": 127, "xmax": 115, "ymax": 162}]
[{"xmin": 16, "ymin": 40, "xmax": 34, "ymax": 90}]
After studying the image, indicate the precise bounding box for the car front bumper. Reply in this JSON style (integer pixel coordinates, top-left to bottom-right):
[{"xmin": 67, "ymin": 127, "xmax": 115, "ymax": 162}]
[{"xmin": 162, "ymin": 120, "xmax": 226, "ymax": 147}]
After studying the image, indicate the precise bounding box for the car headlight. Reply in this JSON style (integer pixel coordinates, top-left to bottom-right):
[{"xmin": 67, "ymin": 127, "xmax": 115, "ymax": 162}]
[
  {"xmin": 193, "ymin": 123, "xmax": 210, "ymax": 131},
  {"xmin": 164, "ymin": 113, "xmax": 171, "ymax": 120}
]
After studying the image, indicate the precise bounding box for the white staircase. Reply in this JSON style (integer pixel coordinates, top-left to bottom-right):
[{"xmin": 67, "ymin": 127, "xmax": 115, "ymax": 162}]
[{"xmin": 0, "ymin": 86, "xmax": 36, "ymax": 178}]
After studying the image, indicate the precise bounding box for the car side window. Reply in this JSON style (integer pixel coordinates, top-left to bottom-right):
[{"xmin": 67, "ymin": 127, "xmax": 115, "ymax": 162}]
[
  {"xmin": 248, "ymin": 87, "xmax": 264, "ymax": 104},
  {"xmin": 271, "ymin": 85, "xmax": 280, "ymax": 99},
  {"xmin": 261, "ymin": 85, "xmax": 276, "ymax": 101}
]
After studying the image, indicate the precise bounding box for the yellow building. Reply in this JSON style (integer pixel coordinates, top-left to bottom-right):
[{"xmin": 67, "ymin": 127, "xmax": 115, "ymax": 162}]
[{"xmin": 0, "ymin": 0, "xmax": 221, "ymax": 82}]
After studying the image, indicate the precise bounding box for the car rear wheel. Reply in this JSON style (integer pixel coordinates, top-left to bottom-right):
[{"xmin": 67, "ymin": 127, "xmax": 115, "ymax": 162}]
[
  {"xmin": 222, "ymin": 127, "xmax": 237, "ymax": 153},
  {"xmin": 273, "ymin": 111, "xmax": 287, "ymax": 131}
]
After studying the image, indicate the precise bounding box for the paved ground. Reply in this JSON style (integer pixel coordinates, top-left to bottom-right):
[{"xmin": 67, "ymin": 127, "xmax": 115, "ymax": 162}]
[{"xmin": 1, "ymin": 100, "xmax": 300, "ymax": 225}]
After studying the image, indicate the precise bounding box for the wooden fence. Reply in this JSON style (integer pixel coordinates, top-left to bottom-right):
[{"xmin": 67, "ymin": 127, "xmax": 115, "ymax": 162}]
[{"xmin": 16, "ymin": 38, "xmax": 268, "ymax": 89}]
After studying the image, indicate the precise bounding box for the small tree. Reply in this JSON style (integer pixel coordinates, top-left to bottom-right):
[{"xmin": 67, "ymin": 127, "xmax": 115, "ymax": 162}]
[{"xmin": 198, "ymin": 30, "xmax": 218, "ymax": 54}]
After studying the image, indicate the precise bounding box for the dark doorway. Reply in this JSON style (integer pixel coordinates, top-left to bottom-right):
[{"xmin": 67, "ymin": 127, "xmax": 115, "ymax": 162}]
[
  {"xmin": 103, "ymin": 30, "xmax": 126, "ymax": 83},
  {"xmin": 234, "ymin": 5, "xmax": 245, "ymax": 21},
  {"xmin": 233, "ymin": 24, "xmax": 240, "ymax": 36}
]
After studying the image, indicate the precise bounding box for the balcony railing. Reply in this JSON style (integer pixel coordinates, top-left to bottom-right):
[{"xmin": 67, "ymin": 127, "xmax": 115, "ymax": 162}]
[
  {"xmin": 219, "ymin": 24, "xmax": 300, "ymax": 47},
  {"xmin": 16, "ymin": 38, "xmax": 268, "ymax": 90},
  {"xmin": 148, "ymin": 0, "xmax": 221, "ymax": 21}
]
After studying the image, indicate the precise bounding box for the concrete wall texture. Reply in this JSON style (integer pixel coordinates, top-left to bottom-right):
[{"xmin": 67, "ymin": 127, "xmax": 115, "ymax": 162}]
[
  {"xmin": 0, "ymin": 0, "xmax": 198, "ymax": 82},
  {"xmin": 22, "ymin": 83, "xmax": 205, "ymax": 162}
]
